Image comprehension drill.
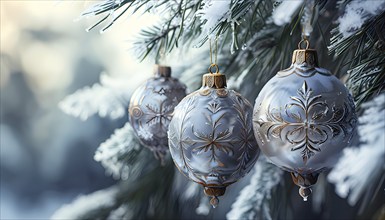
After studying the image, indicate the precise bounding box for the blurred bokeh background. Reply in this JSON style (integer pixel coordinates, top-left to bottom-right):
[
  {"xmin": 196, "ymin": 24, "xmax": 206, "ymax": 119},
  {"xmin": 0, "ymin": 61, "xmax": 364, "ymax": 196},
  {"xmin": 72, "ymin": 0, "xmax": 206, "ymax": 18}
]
[
  {"xmin": 1, "ymin": 1, "xmax": 384, "ymax": 220},
  {"xmin": 0, "ymin": 1, "xmax": 158, "ymax": 218}
]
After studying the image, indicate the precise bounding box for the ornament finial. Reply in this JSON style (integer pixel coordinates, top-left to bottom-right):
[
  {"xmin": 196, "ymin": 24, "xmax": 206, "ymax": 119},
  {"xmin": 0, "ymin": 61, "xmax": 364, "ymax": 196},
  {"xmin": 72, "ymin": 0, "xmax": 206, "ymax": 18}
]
[
  {"xmin": 154, "ymin": 64, "xmax": 171, "ymax": 77},
  {"xmin": 299, "ymin": 187, "xmax": 312, "ymax": 201},
  {"xmin": 210, "ymin": 196, "xmax": 219, "ymax": 208},
  {"xmin": 203, "ymin": 186, "xmax": 226, "ymax": 207},
  {"xmin": 291, "ymin": 172, "xmax": 319, "ymax": 201}
]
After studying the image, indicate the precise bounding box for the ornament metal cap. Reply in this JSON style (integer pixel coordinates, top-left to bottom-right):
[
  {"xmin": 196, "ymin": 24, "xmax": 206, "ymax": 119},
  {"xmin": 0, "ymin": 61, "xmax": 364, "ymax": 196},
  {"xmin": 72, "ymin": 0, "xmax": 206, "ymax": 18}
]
[
  {"xmin": 202, "ymin": 64, "xmax": 227, "ymax": 89},
  {"xmin": 292, "ymin": 39, "xmax": 319, "ymax": 67},
  {"xmin": 291, "ymin": 172, "xmax": 319, "ymax": 201},
  {"xmin": 153, "ymin": 64, "xmax": 171, "ymax": 77},
  {"xmin": 292, "ymin": 49, "xmax": 319, "ymax": 67}
]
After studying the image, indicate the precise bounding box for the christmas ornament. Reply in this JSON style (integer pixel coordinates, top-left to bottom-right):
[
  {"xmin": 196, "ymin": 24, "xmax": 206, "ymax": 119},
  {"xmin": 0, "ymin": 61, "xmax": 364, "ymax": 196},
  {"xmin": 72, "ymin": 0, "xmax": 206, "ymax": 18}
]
[
  {"xmin": 252, "ymin": 40, "xmax": 357, "ymax": 201},
  {"xmin": 168, "ymin": 64, "xmax": 260, "ymax": 208},
  {"xmin": 129, "ymin": 65, "xmax": 187, "ymax": 163}
]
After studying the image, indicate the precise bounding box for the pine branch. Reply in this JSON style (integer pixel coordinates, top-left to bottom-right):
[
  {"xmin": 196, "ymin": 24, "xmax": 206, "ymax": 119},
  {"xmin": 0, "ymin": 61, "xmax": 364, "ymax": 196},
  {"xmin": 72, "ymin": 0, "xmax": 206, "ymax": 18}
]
[
  {"xmin": 328, "ymin": 93, "xmax": 385, "ymax": 211},
  {"xmin": 81, "ymin": 0, "xmax": 150, "ymax": 33},
  {"xmin": 94, "ymin": 123, "xmax": 143, "ymax": 180},
  {"xmin": 226, "ymin": 157, "xmax": 283, "ymax": 220},
  {"xmin": 329, "ymin": 3, "xmax": 385, "ymax": 107},
  {"xmin": 51, "ymin": 185, "xmax": 123, "ymax": 220},
  {"xmin": 59, "ymin": 75, "xmax": 128, "ymax": 120}
]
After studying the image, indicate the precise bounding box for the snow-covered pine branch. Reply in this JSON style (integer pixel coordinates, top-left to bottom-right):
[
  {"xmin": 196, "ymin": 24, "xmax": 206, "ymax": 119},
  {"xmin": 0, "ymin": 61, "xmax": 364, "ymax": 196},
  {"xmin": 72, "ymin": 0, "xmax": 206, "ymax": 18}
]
[
  {"xmin": 337, "ymin": 0, "xmax": 385, "ymax": 39},
  {"xmin": 272, "ymin": 0, "xmax": 303, "ymax": 26},
  {"xmin": 51, "ymin": 186, "xmax": 121, "ymax": 220},
  {"xmin": 59, "ymin": 74, "xmax": 129, "ymax": 120},
  {"xmin": 195, "ymin": 0, "xmax": 231, "ymax": 37},
  {"xmin": 329, "ymin": 0, "xmax": 385, "ymax": 51},
  {"xmin": 226, "ymin": 157, "xmax": 283, "ymax": 220},
  {"xmin": 94, "ymin": 122, "xmax": 142, "ymax": 180},
  {"xmin": 328, "ymin": 93, "xmax": 385, "ymax": 206}
]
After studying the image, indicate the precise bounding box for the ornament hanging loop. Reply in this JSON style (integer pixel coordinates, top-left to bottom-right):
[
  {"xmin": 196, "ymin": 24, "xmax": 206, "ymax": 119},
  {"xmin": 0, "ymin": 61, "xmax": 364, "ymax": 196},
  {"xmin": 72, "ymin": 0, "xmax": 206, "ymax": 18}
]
[
  {"xmin": 208, "ymin": 63, "xmax": 220, "ymax": 74},
  {"xmin": 209, "ymin": 38, "xmax": 219, "ymax": 72},
  {"xmin": 298, "ymin": 39, "xmax": 310, "ymax": 50}
]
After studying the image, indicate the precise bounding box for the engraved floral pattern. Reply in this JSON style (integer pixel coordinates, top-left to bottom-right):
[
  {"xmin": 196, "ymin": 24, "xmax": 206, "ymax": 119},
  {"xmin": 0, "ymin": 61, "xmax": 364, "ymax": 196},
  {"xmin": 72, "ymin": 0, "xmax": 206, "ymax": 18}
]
[
  {"xmin": 168, "ymin": 89, "xmax": 259, "ymax": 186},
  {"xmin": 232, "ymin": 94, "xmax": 259, "ymax": 174},
  {"xmin": 168, "ymin": 96, "xmax": 205, "ymax": 182},
  {"xmin": 129, "ymin": 75, "xmax": 187, "ymax": 162},
  {"xmin": 256, "ymin": 81, "xmax": 352, "ymax": 163},
  {"xmin": 190, "ymin": 101, "xmax": 237, "ymax": 166},
  {"xmin": 145, "ymin": 98, "xmax": 176, "ymax": 128}
]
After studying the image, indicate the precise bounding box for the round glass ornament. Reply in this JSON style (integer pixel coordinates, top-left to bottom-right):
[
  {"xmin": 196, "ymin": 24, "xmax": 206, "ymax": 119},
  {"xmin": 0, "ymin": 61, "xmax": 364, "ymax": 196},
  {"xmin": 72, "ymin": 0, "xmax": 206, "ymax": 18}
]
[
  {"xmin": 168, "ymin": 68, "xmax": 260, "ymax": 207},
  {"xmin": 252, "ymin": 43, "xmax": 357, "ymax": 201},
  {"xmin": 129, "ymin": 65, "xmax": 187, "ymax": 163}
]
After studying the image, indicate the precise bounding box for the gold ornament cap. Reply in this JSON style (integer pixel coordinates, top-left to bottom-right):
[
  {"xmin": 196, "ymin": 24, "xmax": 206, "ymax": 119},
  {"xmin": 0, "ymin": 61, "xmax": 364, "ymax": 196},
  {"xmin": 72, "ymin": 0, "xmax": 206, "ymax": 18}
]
[
  {"xmin": 202, "ymin": 73, "xmax": 227, "ymax": 89},
  {"xmin": 292, "ymin": 39, "xmax": 319, "ymax": 67},
  {"xmin": 292, "ymin": 49, "xmax": 319, "ymax": 67},
  {"xmin": 153, "ymin": 64, "xmax": 171, "ymax": 77},
  {"xmin": 202, "ymin": 64, "xmax": 227, "ymax": 89}
]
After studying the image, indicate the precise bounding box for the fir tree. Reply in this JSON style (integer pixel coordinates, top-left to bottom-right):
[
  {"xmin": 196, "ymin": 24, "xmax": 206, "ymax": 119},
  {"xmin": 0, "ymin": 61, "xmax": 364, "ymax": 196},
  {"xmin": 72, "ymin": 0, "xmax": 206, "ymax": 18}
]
[{"xmin": 55, "ymin": 0, "xmax": 385, "ymax": 219}]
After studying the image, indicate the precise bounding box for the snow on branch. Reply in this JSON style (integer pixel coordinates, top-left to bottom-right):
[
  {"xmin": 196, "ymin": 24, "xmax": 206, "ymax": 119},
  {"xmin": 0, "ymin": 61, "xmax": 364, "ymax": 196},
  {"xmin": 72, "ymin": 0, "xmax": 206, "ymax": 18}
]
[
  {"xmin": 94, "ymin": 122, "xmax": 142, "ymax": 180},
  {"xmin": 328, "ymin": 93, "xmax": 385, "ymax": 206},
  {"xmin": 195, "ymin": 196, "xmax": 210, "ymax": 215},
  {"xmin": 272, "ymin": 0, "xmax": 303, "ymax": 26},
  {"xmin": 337, "ymin": 0, "xmax": 385, "ymax": 39},
  {"xmin": 195, "ymin": 0, "xmax": 231, "ymax": 37},
  {"xmin": 226, "ymin": 157, "xmax": 283, "ymax": 220},
  {"xmin": 51, "ymin": 186, "xmax": 120, "ymax": 220},
  {"xmin": 59, "ymin": 74, "xmax": 128, "ymax": 120}
]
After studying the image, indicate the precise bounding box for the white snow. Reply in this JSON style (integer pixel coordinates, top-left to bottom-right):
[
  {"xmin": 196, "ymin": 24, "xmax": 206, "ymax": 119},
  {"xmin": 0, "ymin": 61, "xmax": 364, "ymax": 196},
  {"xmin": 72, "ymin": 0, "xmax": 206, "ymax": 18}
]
[
  {"xmin": 94, "ymin": 123, "xmax": 141, "ymax": 180},
  {"xmin": 195, "ymin": 196, "xmax": 210, "ymax": 215},
  {"xmin": 226, "ymin": 158, "xmax": 283, "ymax": 220},
  {"xmin": 51, "ymin": 186, "xmax": 119, "ymax": 220},
  {"xmin": 337, "ymin": 0, "xmax": 385, "ymax": 38},
  {"xmin": 195, "ymin": 0, "xmax": 231, "ymax": 37},
  {"xmin": 272, "ymin": 0, "xmax": 303, "ymax": 26},
  {"xmin": 328, "ymin": 93, "xmax": 385, "ymax": 206},
  {"xmin": 59, "ymin": 74, "xmax": 129, "ymax": 121}
]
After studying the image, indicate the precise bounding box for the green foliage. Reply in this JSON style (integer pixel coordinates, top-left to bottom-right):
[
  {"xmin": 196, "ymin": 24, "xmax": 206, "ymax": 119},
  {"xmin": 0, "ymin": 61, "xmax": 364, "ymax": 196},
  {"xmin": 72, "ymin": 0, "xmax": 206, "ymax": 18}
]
[{"xmin": 75, "ymin": 0, "xmax": 385, "ymax": 219}]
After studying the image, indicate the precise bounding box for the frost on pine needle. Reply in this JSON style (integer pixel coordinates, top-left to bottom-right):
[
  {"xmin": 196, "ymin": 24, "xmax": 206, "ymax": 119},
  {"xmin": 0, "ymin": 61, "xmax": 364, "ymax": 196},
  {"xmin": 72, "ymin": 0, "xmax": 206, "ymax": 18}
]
[
  {"xmin": 337, "ymin": 0, "xmax": 385, "ymax": 39},
  {"xmin": 195, "ymin": 0, "xmax": 231, "ymax": 37},
  {"xmin": 59, "ymin": 75, "xmax": 127, "ymax": 121},
  {"xmin": 226, "ymin": 158, "xmax": 283, "ymax": 220},
  {"xmin": 51, "ymin": 186, "xmax": 120, "ymax": 220},
  {"xmin": 94, "ymin": 123, "xmax": 142, "ymax": 180},
  {"xmin": 328, "ymin": 93, "xmax": 385, "ymax": 206},
  {"xmin": 272, "ymin": 0, "xmax": 303, "ymax": 26}
]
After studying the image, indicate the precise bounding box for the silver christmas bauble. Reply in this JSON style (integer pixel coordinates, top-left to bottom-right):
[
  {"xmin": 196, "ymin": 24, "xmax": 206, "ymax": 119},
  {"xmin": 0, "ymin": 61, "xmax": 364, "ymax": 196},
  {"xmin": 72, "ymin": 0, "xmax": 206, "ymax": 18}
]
[
  {"xmin": 252, "ymin": 48, "xmax": 357, "ymax": 200},
  {"xmin": 129, "ymin": 65, "xmax": 186, "ymax": 162},
  {"xmin": 168, "ymin": 72, "xmax": 260, "ymax": 207}
]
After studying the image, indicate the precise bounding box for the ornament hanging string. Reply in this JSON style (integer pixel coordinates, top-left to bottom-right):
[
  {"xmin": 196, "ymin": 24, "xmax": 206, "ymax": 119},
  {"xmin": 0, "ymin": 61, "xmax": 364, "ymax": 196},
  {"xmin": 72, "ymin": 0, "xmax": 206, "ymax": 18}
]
[
  {"xmin": 300, "ymin": 0, "xmax": 315, "ymax": 44},
  {"xmin": 208, "ymin": 38, "xmax": 219, "ymax": 74}
]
